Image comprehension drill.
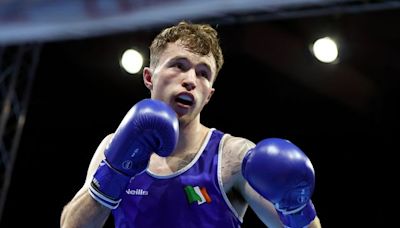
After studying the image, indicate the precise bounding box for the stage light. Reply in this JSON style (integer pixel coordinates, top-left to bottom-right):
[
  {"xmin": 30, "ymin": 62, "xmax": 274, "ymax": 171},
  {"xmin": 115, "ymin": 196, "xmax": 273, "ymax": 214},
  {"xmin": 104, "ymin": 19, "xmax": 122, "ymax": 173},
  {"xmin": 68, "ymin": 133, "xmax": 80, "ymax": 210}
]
[
  {"xmin": 120, "ymin": 48, "xmax": 144, "ymax": 74},
  {"xmin": 312, "ymin": 37, "xmax": 338, "ymax": 63}
]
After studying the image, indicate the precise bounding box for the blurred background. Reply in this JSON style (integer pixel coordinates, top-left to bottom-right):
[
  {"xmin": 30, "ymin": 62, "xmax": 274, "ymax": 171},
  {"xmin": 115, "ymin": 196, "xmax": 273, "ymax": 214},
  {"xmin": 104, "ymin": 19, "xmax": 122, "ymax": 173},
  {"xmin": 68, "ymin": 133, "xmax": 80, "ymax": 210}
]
[{"xmin": 1, "ymin": 0, "xmax": 399, "ymax": 227}]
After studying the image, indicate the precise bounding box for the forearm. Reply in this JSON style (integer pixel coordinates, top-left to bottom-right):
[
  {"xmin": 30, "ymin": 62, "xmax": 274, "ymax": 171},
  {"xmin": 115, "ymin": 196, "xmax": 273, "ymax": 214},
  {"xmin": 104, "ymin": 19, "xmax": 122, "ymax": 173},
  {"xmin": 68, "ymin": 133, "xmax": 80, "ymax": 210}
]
[
  {"xmin": 61, "ymin": 191, "xmax": 111, "ymax": 228},
  {"xmin": 307, "ymin": 216, "xmax": 321, "ymax": 228}
]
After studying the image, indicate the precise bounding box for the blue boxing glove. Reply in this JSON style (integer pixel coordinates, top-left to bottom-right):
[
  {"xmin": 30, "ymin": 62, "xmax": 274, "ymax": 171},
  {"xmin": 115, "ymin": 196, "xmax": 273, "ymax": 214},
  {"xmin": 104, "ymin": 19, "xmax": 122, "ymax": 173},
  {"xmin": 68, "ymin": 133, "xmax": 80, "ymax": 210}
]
[
  {"xmin": 241, "ymin": 138, "xmax": 316, "ymax": 228},
  {"xmin": 89, "ymin": 99, "xmax": 179, "ymax": 209}
]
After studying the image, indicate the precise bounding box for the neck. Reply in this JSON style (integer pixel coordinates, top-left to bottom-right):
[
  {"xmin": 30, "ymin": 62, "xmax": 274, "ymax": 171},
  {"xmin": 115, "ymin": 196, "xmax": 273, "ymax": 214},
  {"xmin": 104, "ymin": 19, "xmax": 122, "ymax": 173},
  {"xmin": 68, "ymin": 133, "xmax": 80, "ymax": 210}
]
[
  {"xmin": 148, "ymin": 117, "xmax": 210, "ymax": 174},
  {"xmin": 174, "ymin": 117, "xmax": 208, "ymax": 157}
]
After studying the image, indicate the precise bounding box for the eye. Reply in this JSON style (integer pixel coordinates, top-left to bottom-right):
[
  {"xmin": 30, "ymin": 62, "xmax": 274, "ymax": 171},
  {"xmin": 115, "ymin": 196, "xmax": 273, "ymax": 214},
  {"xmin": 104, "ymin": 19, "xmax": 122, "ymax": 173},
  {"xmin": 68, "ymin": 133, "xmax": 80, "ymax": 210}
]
[
  {"xmin": 171, "ymin": 61, "xmax": 191, "ymax": 72},
  {"xmin": 199, "ymin": 71, "xmax": 209, "ymax": 79},
  {"xmin": 172, "ymin": 62, "xmax": 184, "ymax": 69},
  {"xmin": 196, "ymin": 64, "xmax": 211, "ymax": 80}
]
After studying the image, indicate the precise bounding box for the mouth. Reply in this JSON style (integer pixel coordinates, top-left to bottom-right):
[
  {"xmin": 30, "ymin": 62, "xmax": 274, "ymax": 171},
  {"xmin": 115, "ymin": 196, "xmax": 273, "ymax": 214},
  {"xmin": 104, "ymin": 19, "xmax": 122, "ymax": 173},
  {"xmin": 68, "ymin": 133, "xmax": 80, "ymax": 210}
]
[{"xmin": 175, "ymin": 92, "xmax": 194, "ymax": 107}]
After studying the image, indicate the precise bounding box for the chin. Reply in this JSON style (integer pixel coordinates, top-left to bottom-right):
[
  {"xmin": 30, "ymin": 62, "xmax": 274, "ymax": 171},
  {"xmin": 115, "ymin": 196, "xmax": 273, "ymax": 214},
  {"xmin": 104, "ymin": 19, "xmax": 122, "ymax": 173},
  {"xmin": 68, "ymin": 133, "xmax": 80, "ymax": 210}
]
[{"xmin": 177, "ymin": 113, "xmax": 194, "ymax": 124}]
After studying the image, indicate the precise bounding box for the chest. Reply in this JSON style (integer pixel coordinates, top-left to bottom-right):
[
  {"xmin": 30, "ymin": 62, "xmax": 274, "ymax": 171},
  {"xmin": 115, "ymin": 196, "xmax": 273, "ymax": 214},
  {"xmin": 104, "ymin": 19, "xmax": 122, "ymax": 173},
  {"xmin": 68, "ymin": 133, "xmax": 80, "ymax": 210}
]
[
  {"xmin": 148, "ymin": 151, "xmax": 199, "ymax": 175},
  {"xmin": 148, "ymin": 150, "xmax": 241, "ymax": 194}
]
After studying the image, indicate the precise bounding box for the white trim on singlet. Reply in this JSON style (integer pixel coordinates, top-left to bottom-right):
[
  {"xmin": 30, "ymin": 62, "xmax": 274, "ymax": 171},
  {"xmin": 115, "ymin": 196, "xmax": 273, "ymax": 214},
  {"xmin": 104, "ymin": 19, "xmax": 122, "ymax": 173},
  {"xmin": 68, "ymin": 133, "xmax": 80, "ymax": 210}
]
[
  {"xmin": 146, "ymin": 128, "xmax": 215, "ymax": 179},
  {"xmin": 217, "ymin": 133, "xmax": 243, "ymax": 223}
]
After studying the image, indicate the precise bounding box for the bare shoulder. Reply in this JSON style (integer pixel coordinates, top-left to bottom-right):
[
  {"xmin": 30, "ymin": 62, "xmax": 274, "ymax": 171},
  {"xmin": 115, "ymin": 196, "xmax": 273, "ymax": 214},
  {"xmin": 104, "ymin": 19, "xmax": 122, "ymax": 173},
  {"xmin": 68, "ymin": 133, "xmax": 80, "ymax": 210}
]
[
  {"xmin": 220, "ymin": 135, "xmax": 255, "ymax": 191},
  {"xmin": 222, "ymin": 135, "xmax": 255, "ymax": 159}
]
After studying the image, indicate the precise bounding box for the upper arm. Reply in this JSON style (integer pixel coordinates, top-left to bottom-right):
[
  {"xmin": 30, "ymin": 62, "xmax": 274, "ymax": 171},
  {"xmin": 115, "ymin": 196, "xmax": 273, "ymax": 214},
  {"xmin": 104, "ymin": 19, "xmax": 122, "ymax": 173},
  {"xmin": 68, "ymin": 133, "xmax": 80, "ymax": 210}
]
[{"xmin": 223, "ymin": 136, "xmax": 283, "ymax": 228}]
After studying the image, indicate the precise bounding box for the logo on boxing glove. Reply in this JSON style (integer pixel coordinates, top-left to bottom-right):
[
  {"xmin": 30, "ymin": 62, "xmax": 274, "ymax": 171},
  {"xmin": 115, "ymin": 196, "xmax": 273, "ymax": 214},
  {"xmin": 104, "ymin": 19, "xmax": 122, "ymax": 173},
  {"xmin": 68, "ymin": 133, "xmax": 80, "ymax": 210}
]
[
  {"xmin": 122, "ymin": 160, "xmax": 133, "ymax": 169},
  {"xmin": 122, "ymin": 148, "xmax": 140, "ymax": 170}
]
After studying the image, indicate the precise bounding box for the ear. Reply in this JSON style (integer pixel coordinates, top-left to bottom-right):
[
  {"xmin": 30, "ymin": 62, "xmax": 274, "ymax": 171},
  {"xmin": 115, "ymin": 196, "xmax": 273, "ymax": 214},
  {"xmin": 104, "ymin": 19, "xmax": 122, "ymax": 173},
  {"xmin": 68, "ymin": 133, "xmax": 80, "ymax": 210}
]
[
  {"xmin": 205, "ymin": 88, "xmax": 215, "ymax": 104},
  {"xmin": 143, "ymin": 67, "xmax": 153, "ymax": 90}
]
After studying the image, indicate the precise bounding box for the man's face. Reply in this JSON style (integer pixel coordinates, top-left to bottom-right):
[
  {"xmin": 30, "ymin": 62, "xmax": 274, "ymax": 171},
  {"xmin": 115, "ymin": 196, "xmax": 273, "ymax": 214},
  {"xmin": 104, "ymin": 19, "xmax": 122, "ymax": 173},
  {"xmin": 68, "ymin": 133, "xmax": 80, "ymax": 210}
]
[{"xmin": 144, "ymin": 41, "xmax": 217, "ymax": 123}]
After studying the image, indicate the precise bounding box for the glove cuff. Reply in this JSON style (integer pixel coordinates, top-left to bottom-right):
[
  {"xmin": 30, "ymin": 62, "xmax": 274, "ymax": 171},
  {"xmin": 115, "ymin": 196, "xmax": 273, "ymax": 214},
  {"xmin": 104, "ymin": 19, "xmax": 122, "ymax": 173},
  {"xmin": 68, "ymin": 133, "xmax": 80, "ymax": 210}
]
[
  {"xmin": 88, "ymin": 160, "xmax": 131, "ymax": 209},
  {"xmin": 277, "ymin": 200, "xmax": 317, "ymax": 228}
]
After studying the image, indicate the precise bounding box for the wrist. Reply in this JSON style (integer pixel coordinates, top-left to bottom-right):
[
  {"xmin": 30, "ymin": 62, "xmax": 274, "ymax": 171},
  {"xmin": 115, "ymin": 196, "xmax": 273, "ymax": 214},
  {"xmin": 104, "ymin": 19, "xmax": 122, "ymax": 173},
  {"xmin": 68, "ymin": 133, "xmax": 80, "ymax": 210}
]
[
  {"xmin": 88, "ymin": 160, "xmax": 131, "ymax": 209},
  {"xmin": 277, "ymin": 200, "xmax": 316, "ymax": 228}
]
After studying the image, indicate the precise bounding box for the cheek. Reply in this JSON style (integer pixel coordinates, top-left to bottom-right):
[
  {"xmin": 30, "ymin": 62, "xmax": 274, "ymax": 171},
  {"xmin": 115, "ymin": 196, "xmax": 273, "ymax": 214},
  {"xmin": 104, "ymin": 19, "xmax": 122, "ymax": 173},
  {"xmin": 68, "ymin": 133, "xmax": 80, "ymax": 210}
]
[
  {"xmin": 200, "ymin": 87, "xmax": 213, "ymax": 103},
  {"xmin": 158, "ymin": 78, "xmax": 176, "ymax": 90},
  {"xmin": 152, "ymin": 77, "xmax": 175, "ymax": 96},
  {"xmin": 157, "ymin": 71, "xmax": 177, "ymax": 85}
]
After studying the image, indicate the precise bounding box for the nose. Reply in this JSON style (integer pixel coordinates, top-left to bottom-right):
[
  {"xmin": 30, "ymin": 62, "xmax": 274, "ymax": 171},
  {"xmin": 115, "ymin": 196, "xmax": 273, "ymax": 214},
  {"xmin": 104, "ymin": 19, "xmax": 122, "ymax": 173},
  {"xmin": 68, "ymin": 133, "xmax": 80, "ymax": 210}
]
[{"xmin": 182, "ymin": 69, "xmax": 196, "ymax": 91}]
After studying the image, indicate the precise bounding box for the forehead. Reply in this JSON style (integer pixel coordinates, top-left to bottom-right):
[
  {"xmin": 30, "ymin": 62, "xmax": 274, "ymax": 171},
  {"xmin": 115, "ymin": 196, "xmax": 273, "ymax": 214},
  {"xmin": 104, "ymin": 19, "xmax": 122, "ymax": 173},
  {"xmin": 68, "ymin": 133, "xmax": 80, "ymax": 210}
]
[{"xmin": 158, "ymin": 42, "xmax": 217, "ymax": 73}]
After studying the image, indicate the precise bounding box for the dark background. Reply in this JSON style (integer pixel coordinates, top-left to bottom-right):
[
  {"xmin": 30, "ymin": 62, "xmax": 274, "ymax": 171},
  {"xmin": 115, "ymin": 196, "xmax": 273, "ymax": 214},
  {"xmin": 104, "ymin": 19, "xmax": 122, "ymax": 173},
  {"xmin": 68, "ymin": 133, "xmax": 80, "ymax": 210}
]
[{"xmin": 1, "ymin": 6, "xmax": 399, "ymax": 228}]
